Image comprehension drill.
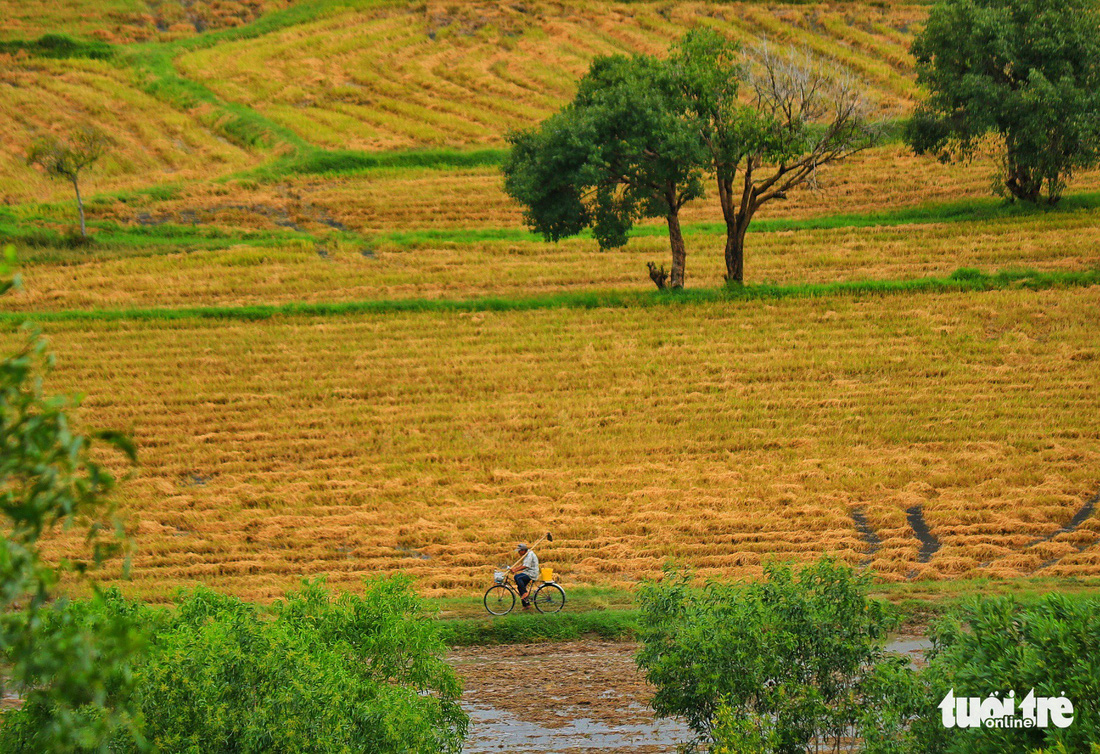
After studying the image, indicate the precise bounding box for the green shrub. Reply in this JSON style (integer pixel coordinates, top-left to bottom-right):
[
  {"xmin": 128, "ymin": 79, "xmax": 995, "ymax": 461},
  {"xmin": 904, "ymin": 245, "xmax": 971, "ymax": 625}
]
[
  {"xmin": 636, "ymin": 559, "xmax": 900, "ymax": 753},
  {"xmin": 0, "ymin": 34, "xmax": 113, "ymax": 60},
  {"xmin": 0, "ymin": 578, "xmax": 468, "ymax": 754},
  {"xmin": 907, "ymin": 595, "xmax": 1100, "ymax": 753}
]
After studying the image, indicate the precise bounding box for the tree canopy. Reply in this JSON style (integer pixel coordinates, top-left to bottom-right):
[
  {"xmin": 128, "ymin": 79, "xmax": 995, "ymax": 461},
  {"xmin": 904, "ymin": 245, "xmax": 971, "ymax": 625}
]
[
  {"xmin": 504, "ymin": 53, "xmax": 706, "ymax": 288},
  {"xmin": 671, "ymin": 31, "xmax": 881, "ymax": 282},
  {"xmin": 907, "ymin": 0, "xmax": 1100, "ymax": 203}
]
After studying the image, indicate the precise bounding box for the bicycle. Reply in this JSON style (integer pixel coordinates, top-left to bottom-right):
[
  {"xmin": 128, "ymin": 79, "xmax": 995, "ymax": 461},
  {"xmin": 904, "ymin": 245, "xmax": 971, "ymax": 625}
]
[{"xmin": 483, "ymin": 568, "xmax": 566, "ymax": 615}]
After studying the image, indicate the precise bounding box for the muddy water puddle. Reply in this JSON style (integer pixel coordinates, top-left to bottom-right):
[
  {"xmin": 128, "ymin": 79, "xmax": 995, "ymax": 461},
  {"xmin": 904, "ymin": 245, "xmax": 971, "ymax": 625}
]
[
  {"xmin": 450, "ymin": 640, "xmax": 690, "ymax": 753},
  {"xmin": 451, "ymin": 636, "xmax": 931, "ymax": 753}
]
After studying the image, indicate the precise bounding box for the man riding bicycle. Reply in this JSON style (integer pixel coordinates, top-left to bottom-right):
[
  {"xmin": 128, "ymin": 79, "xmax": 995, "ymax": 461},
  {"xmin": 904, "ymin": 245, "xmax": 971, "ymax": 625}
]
[{"xmin": 509, "ymin": 542, "xmax": 539, "ymax": 609}]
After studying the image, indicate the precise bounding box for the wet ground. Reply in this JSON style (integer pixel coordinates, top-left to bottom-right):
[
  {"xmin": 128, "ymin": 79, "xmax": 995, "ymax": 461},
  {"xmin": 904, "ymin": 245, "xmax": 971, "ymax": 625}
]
[
  {"xmin": 450, "ymin": 636, "xmax": 932, "ymax": 754},
  {"xmin": 450, "ymin": 640, "xmax": 690, "ymax": 753}
]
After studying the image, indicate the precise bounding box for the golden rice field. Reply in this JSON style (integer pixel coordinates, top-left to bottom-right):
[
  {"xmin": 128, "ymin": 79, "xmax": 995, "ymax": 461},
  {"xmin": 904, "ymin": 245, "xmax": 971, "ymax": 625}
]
[
  {"xmin": 22, "ymin": 286, "xmax": 1100, "ymax": 601},
  {"xmin": 7, "ymin": 208, "xmax": 1100, "ymax": 312},
  {"xmin": 177, "ymin": 1, "xmax": 922, "ymax": 152}
]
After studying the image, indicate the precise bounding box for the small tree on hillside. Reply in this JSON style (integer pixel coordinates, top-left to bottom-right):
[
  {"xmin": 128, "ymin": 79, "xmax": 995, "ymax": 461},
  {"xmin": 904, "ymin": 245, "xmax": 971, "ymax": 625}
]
[
  {"xmin": 26, "ymin": 126, "xmax": 111, "ymax": 238},
  {"xmin": 672, "ymin": 33, "xmax": 882, "ymax": 283},
  {"xmin": 504, "ymin": 54, "xmax": 706, "ymax": 289},
  {"xmin": 907, "ymin": 0, "xmax": 1100, "ymax": 204}
]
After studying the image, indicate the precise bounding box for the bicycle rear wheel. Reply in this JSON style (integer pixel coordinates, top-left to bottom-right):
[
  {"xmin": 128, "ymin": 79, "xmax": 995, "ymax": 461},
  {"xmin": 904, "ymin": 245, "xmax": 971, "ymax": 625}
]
[
  {"xmin": 533, "ymin": 583, "xmax": 565, "ymax": 614},
  {"xmin": 484, "ymin": 585, "xmax": 516, "ymax": 616}
]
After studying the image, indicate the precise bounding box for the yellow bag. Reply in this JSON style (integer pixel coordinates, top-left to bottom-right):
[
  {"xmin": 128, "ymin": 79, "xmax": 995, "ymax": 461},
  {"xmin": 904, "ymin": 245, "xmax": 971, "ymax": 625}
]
[{"xmin": 540, "ymin": 567, "xmax": 553, "ymax": 582}]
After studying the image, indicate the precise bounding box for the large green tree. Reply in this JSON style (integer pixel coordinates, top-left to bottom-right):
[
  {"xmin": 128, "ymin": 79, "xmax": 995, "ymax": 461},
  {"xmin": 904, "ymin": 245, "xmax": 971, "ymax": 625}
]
[
  {"xmin": 504, "ymin": 54, "xmax": 706, "ymax": 289},
  {"xmin": 671, "ymin": 33, "xmax": 881, "ymax": 283},
  {"xmin": 907, "ymin": 0, "xmax": 1100, "ymax": 204}
]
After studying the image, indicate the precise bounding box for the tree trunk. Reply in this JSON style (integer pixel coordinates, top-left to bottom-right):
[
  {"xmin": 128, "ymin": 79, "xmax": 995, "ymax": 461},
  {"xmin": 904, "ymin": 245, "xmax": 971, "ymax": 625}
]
[
  {"xmin": 1004, "ymin": 152, "xmax": 1042, "ymax": 203},
  {"xmin": 718, "ymin": 173, "xmax": 755, "ymax": 284},
  {"xmin": 72, "ymin": 176, "xmax": 86, "ymax": 237},
  {"xmin": 724, "ymin": 218, "xmax": 749, "ymax": 284},
  {"xmin": 666, "ymin": 211, "xmax": 686, "ymax": 289}
]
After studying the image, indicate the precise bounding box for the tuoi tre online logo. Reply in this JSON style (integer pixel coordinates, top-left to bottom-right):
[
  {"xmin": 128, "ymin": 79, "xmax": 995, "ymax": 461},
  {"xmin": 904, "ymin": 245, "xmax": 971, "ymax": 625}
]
[{"xmin": 940, "ymin": 689, "xmax": 1074, "ymax": 729}]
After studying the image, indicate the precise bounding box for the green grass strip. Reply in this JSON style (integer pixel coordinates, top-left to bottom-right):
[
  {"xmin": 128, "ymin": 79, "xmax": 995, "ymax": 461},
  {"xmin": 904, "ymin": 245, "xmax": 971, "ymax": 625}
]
[
  {"xmin": 437, "ymin": 610, "xmax": 640, "ymax": 646},
  {"xmin": 243, "ymin": 147, "xmax": 511, "ymax": 181},
  {"xmin": 11, "ymin": 189, "xmax": 1100, "ymax": 266},
  {"xmin": 241, "ymin": 126, "xmax": 905, "ymax": 182},
  {"xmin": 125, "ymin": 46, "xmax": 311, "ymax": 150},
  {"xmin": 3, "ymin": 268, "xmax": 1095, "ymax": 326},
  {"xmin": 120, "ymin": 0, "xmax": 394, "ymax": 152}
]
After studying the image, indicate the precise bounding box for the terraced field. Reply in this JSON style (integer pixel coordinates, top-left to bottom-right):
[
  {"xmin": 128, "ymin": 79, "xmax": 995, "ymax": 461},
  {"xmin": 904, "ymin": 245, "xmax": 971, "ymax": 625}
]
[
  {"xmin": 4, "ymin": 0, "xmax": 1100, "ymax": 602},
  {"xmin": 177, "ymin": 1, "xmax": 921, "ymax": 152},
  {"xmin": 2, "ymin": 0, "xmax": 923, "ymax": 203},
  {"xmin": 0, "ymin": 57, "xmax": 257, "ymax": 202},
  {"xmin": 0, "ymin": 0, "xmax": 291, "ymax": 43}
]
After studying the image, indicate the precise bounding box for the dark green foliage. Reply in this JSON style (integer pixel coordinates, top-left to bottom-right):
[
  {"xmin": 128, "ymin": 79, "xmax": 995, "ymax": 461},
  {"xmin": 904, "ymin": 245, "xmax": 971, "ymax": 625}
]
[
  {"xmin": 504, "ymin": 30, "xmax": 880, "ymax": 286},
  {"xmin": 900, "ymin": 595, "xmax": 1100, "ymax": 753},
  {"xmin": 636, "ymin": 560, "xmax": 899, "ymax": 752},
  {"xmin": 0, "ymin": 578, "xmax": 469, "ymax": 754},
  {"xmin": 0, "ymin": 34, "xmax": 114, "ymax": 60},
  {"xmin": 907, "ymin": 0, "xmax": 1100, "ymax": 203},
  {"xmin": 504, "ymin": 52, "xmax": 707, "ymax": 287}
]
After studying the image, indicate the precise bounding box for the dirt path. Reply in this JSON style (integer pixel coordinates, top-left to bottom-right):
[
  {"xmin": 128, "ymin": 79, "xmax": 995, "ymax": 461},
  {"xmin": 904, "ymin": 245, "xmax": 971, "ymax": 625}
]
[{"xmin": 449, "ymin": 636, "xmax": 932, "ymax": 753}]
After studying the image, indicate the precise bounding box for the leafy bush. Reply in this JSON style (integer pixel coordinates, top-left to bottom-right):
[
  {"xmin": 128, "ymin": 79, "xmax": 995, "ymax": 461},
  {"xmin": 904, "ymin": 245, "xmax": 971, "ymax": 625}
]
[
  {"xmin": 906, "ymin": 595, "xmax": 1100, "ymax": 753},
  {"xmin": 642, "ymin": 561, "xmax": 1100, "ymax": 754},
  {"xmin": 907, "ymin": 0, "xmax": 1100, "ymax": 203},
  {"xmin": 0, "ymin": 577, "xmax": 468, "ymax": 754},
  {"xmin": 636, "ymin": 559, "xmax": 900, "ymax": 753}
]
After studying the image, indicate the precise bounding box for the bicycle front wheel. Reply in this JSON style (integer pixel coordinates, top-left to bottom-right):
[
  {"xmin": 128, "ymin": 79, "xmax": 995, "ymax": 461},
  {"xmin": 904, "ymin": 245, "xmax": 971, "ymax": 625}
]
[
  {"xmin": 484, "ymin": 585, "xmax": 516, "ymax": 616},
  {"xmin": 533, "ymin": 583, "xmax": 565, "ymax": 614}
]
